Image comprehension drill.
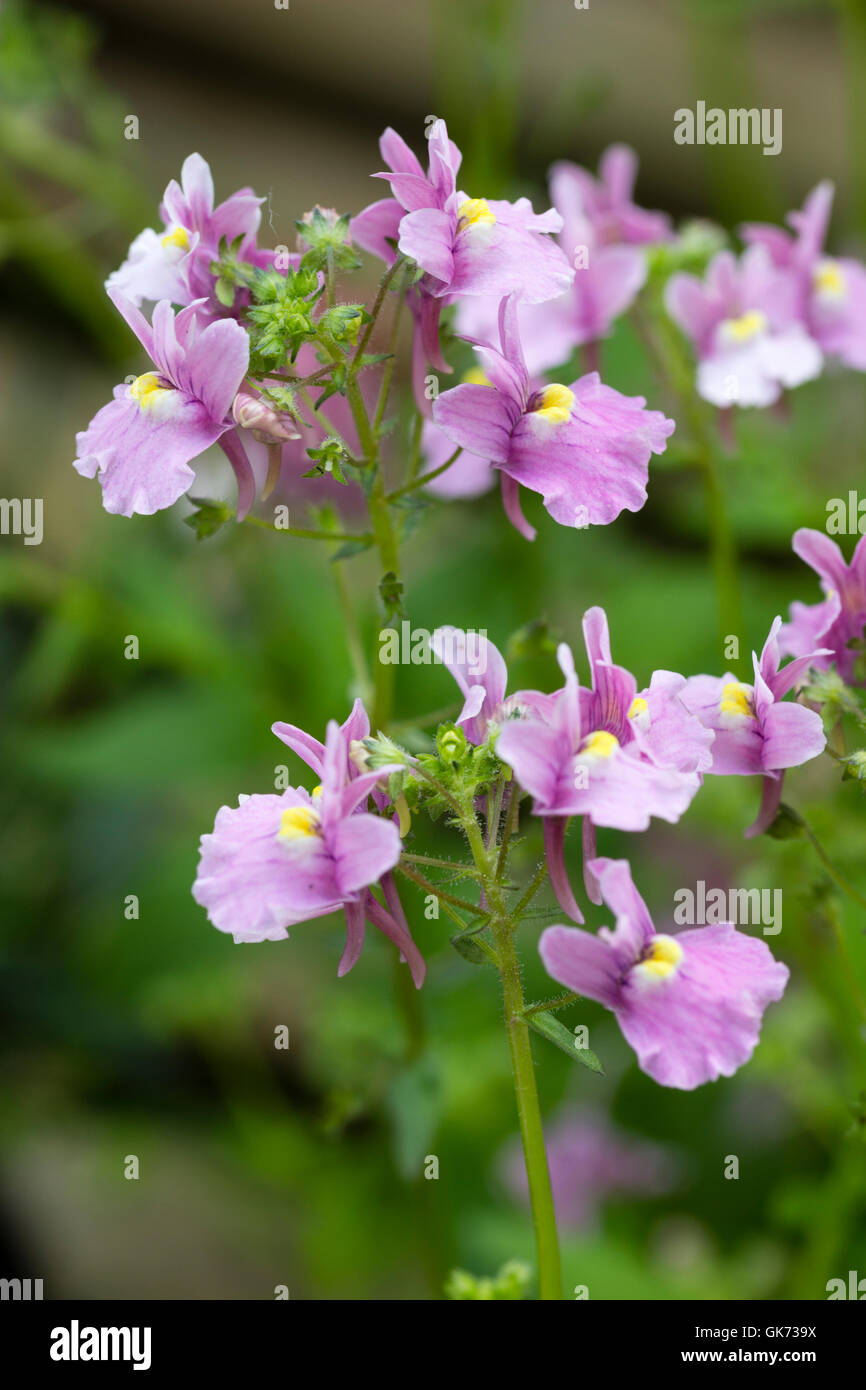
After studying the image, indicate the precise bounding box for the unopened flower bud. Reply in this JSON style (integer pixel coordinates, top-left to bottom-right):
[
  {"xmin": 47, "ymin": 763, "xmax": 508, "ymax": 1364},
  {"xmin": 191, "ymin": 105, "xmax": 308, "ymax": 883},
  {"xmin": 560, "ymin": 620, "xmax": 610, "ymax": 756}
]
[{"xmin": 232, "ymin": 391, "xmax": 301, "ymax": 443}]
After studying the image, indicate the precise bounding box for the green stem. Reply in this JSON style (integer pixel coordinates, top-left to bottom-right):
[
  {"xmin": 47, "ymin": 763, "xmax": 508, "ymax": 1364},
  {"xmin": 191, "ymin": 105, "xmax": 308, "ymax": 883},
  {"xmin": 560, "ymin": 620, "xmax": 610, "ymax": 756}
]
[
  {"xmin": 802, "ymin": 819, "xmax": 866, "ymax": 917},
  {"xmin": 386, "ymin": 448, "xmax": 463, "ymax": 501},
  {"xmin": 396, "ymin": 864, "xmax": 486, "ymax": 917},
  {"xmin": 460, "ymin": 798, "xmax": 562, "ymax": 1300},
  {"xmin": 493, "ymin": 924, "xmax": 563, "ymax": 1300},
  {"xmin": 240, "ymin": 514, "xmax": 370, "ymax": 543}
]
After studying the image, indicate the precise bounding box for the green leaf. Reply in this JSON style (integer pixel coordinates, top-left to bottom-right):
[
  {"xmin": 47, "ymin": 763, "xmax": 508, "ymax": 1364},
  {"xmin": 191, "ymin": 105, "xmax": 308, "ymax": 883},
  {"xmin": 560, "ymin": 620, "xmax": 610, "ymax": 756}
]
[
  {"xmin": 329, "ymin": 538, "xmax": 373, "ymax": 563},
  {"xmin": 764, "ymin": 802, "xmax": 806, "ymax": 841},
  {"xmin": 524, "ymin": 1010, "xmax": 604, "ymax": 1072},
  {"xmin": 183, "ymin": 496, "xmax": 233, "ymax": 540},
  {"xmin": 450, "ymin": 928, "xmax": 488, "ymax": 965}
]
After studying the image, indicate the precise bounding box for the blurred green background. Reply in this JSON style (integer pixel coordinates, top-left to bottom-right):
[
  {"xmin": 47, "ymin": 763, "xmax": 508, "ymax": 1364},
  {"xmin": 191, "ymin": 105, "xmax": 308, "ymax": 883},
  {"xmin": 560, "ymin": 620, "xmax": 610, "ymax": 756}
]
[{"xmin": 1, "ymin": 0, "xmax": 865, "ymax": 1300}]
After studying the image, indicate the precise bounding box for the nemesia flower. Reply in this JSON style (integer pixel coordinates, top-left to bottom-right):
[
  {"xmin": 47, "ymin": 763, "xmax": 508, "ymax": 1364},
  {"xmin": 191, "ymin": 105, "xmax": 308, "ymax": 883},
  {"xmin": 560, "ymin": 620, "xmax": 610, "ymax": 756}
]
[
  {"xmin": 742, "ymin": 181, "xmax": 866, "ymax": 371},
  {"xmin": 558, "ymin": 145, "xmax": 672, "ymax": 247},
  {"xmin": 499, "ymin": 1108, "xmax": 677, "ymax": 1231},
  {"xmin": 193, "ymin": 710, "xmax": 425, "ymax": 985},
  {"xmin": 496, "ymin": 607, "xmax": 712, "ymax": 829},
  {"xmin": 74, "ymin": 292, "xmax": 253, "ymax": 517},
  {"xmin": 453, "ymin": 146, "xmax": 667, "ymax": 375},
  {"xmin": 431, "ymin": 296, "xmax": 675, "ymax": 539},
  {"xmin": 107, "ymin": 153, "xmax": 264, "ymax": 316},
  {"xmin": 681, "ymin": 616, "xmax": 828, "ymax": 835},
  {"xmin": 351, "ymin": 120, "xmax": 573, "ymax": 372},
  {"xmin": 429, "ymin": 627, "xmax": 554, "ymax": 744},
  {"xmin": 779, "ymin": 528, "xmax": 866, "ymax": 685},
  {"xmin": 665, "ymin": 245, "xmax": 822, "ymax": 407},
  {"xmin": 539, "ymin": 857, "xmax": 789, "ymax": 1090},
  {"xmin": 497, "ymin": 608, "xmax": 712, "ymax": 920}
]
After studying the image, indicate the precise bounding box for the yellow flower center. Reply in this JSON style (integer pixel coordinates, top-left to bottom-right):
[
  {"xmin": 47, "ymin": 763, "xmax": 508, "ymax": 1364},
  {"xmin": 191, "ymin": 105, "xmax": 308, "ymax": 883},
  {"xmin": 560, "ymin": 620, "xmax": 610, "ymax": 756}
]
[
  {"xmin": 532, "ymin": 383, "xmax": 575, "ymax": 425},
  {"xmin": 277, "ymin": 805, "xmax": 321, "ymax": 842},
  {"xmin": 719, "ymin": 309, "xmax": 767, "ymax": 344},
  {"xmin": 462, "ymin": 366, "xmax": 492, "ymax": 386},
  {"xmin": 129, "ymin": 372, "xmax": 175, "ymax": 414},
  {"xmin": 719, "ymin": 681, "xmax": 755, "ymax": 719},
  {"xmin": 161, "ymin": 225, "xmax": 191, "ymax": 251},
  {"xmin": 628, "ymin": 696, "xmax": 649, "ymax": 720},
  {"xmin": 636, "ymin": 934, "xmax": 683, "ymax": 980},
  {"xmin": 457, "ymin": 198, "xmax": 496, "ymax": 230},
  {"xmin": 813, "ymin": 259, "xmax": 846, "ymax": 300},
  {"xmin": 579, "ymin": 729, "xmax": 619, "ymax": 759}
]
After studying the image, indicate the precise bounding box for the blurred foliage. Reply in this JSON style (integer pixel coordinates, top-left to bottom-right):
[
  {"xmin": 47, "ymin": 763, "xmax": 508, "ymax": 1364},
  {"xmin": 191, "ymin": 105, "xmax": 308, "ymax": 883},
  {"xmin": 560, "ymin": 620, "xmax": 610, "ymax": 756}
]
[{"xmin": 1, "ymin": 0, "xmax": 865, "ymax": 1300}]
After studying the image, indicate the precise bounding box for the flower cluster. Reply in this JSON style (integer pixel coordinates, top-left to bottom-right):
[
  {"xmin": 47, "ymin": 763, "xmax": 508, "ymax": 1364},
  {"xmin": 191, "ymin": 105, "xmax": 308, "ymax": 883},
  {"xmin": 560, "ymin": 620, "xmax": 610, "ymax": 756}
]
[
  {"xmin": 72, "ymin": 126, "xmax": 681, "ymax": 543},
  {"xmin": 667, "ymin": 182, "xmax": 866, "ymax": 408},
  {"xmin": 192, "ymin": 586, "xmax": 840, "ymax": 1091},
  {"xmin": 73, "ymin": 128, "xmax": 866, "ymax": 1106}
]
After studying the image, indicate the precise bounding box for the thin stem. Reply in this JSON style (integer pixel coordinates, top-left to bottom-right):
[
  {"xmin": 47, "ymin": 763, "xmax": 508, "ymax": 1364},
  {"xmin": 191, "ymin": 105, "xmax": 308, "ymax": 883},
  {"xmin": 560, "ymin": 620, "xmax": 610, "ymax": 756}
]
[
  {"xmin": 495, "ymin": 784, "xmax": 520, "ymax": 881},
  {"xmin": 523, "ymin": 991, "xmax": 581, "ymax": 1018},
  {"xmin": 493, "ymin": 925, "xmax": 563, "ymax": 1300},
  {"xmin": 511, "ymin": 858, "xmax": 549, "ymax": 921},
  {"xmin": 402, "ymin": 851, "xmax": 483, "ymax": 878},
  {"xmin": 802, "ymin": 818, "xmax": 866, "ymax": 915},
  {"xmin": 396, "ymin": 864, "xmax": 486, "ymax": 918},
  {"xmin": 240, "ymin": 514, "xmax": 370, "ymax": 544},
  {"xmin": 351, "ymin": 256, "xmax": 406, "ymax": 368},
  {"xmin": 459, "ymin": 794, "xmax": 562, "ymax": 1301},
  {"xmin": 386, "ymin": 448, "xmax": 463, "ymax": 502},
  {"xmin": 373, "ymin": 264, "xmax": 413, "ymax": 433}
]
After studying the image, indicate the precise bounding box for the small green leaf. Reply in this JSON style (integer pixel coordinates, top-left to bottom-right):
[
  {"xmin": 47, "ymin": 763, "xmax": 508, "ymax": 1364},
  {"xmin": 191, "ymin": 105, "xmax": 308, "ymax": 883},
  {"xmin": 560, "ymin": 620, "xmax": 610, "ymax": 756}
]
[
  {"xmin": 765, "ymin": 802, "xmax": 806, "ymax": 841},
  {"xmin": 524, "ymin": 1010, "xmax": 604, "ymax": 1072},
  {"xmin": 329, "ymin": 538, "xmax": 373, "ymax": 563}
]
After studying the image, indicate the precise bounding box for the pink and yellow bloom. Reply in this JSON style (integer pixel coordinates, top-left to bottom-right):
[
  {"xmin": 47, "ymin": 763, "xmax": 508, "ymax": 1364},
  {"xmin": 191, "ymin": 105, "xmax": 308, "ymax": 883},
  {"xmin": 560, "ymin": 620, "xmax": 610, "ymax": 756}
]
[
  {"xmin": 742, "ymin": 181, "xmax": 866, "ymax": 372},
  {"xmin": 539, "ymin": 857, "xmax": 789, "ymax": 1090},
  {"xmin": 681, "ymin": 616, "xmax": 828, "ymax": 835},
  {"xmin": 107, "ymin": 153, "xmax": 265, "ymax": 316},
  {"xmin": 74, "ymin": 292, "xmax": 252, "ymax": 517},
  {"xmin": 431, "ymin": 297, "xmax": 674, "ymax": 538},
  {"xmin": 193, "ymin": 706, "xmax": 425, "ymax": 986},
  {"xmin": 666, "ymin": 245, "xmax": 822, "ymax": 407}
]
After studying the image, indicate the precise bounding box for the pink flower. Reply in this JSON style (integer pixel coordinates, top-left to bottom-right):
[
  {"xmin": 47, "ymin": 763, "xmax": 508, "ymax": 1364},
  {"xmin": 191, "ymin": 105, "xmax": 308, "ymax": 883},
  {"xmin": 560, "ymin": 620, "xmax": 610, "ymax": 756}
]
[
  {"xmin": 539, "ymin": 858, "xmax": 789, "ymax": 1090},
  {"xmin": 742, "ymin": 181, "xmax": 866, "ymax": 371},
  {"xmin": 193, "ymin": 707, "xmax": 425, "ymax": 986},
  {"xmin": 107, "ymin": 153, "xmax": 264, "ymax": 316},
  {"xmin": 431, "ymin": 297, "xmax": 674, "ymax": 539},
  {"xmin": 666, "ymin": 246, "xmax": 822, "ymax": 407},
  {"xmin": 74, "ymin": 292, "xmax": 252, "ymax": 517}
]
